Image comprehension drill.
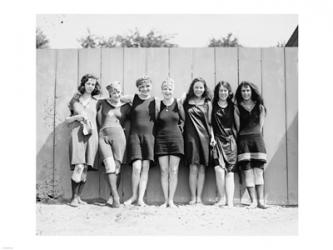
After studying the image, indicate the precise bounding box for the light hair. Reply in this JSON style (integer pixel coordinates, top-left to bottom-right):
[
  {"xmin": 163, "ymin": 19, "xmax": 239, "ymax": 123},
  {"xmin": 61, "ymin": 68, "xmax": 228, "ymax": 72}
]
[{"xmin": 161, "ymin": 77, "xmax": 175, "ymax": 89}]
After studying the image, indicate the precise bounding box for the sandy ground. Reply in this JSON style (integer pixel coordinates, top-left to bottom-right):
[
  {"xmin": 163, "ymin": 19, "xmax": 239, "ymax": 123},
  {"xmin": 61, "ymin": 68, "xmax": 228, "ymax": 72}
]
[{"xmin": 36, "ymin": 202, "xmax": 297, "ymax": 235}]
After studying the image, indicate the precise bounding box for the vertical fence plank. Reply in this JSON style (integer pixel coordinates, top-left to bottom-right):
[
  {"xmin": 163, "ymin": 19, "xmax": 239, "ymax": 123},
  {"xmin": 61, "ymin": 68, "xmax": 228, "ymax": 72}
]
[
  {"xmin": 192, "ymin": 48, "xmax": 216, "ymax": 204},
  {"xmin": 215, "ymin": 48, "xmax": 238, "ymax": 90},
  {"xmin": 192, "ymin": 48, "xmax": 215, "ymax": 92},
  {"xmin": 77, "ymin": 49, "xmax": 101, "ymax": 200},
  {"xmin": 99, "ymin": 48, "xmax": 125, "ymax": 201},
  {"xmin": 123, "ymin": 48, "xmax": 146, "ymax": 96},
  {"xmin": 215, "ymin": 48, "xmax": 241, "ymax": 204},
  {"xmin": 169, "ymin": 48, "xmax": 192, "ymax": 203},
  {"xmin": 238, "ymin": 48, "xmax": 262, "ymax": 204},
  {"xmin": 285, "ymin": 48, "xmax": 298, "ymax": 205},
  {"xmin": 121, "ymin": 48, "xmax": 147, "ymax": 202},
  {"xmin": 145, "ymin": 48, "xmax": 169, "ymax": 204},
  {"xmin": 147, "ymin": 48, "xmax": 169, "ymax": 98},
  {"xmin": 54, "ymin": 49, "xmax": 78, "ymax": 200},
  {"xmin": 262, "ymin": 48, "xmax": 288, "ymax": 205},
  {"xmin": 36, "ymin": 50, "xmax": 56, "ymax": 200}
]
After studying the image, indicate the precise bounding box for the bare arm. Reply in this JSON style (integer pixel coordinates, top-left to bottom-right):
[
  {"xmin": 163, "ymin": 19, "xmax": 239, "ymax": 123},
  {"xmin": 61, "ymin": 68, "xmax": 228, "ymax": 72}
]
[
  {"xmin": 177, "ymin": 98, "xmax": 185, "ymax": 121},
  {"xmin": 207, "ymin": 101, "xmax": 216, "ymax": 146},
  {"xmin": 120, "ymin": 94, "xmax": 134, "ymax": 104},
  {"xmin": 234, "ymin": 105, "xmax": 240, "ymax": 133},
  {"xmin": 259, "ymin": 104, "xmax": 265, "ymax": 133}
]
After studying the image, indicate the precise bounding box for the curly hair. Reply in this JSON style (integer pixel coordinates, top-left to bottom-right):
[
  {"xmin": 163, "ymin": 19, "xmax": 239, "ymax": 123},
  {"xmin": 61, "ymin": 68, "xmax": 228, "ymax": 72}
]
[
  {"xmin": 212, "ymin": 81, "xmax": 234, "ymax": 107},
  {"xmin": 235, "ymin": 81, "xmax": 266, "ymax": 113},
  {"xmin": 184, "ymin": 77, "xmax": 212, "ymax": 106},
  {"xmin": 136, "ymin": 75, "xmax": 152, "ymax": 87},
  {"xmin": 77, "ymin": 74, "xmax": 101, "ymax": 96}
]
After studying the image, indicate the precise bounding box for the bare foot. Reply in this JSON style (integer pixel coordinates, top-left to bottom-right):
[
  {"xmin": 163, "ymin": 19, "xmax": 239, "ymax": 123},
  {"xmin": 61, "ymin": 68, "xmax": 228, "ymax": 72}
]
[
  {"xmin": 168, "ymin": 201, "xmax": 177, "ymax": 208},
  {"xmin": 77, "ymin": 197, "xmax": 87, "ymax": 205},
  {"xmin": 160, "ymin": 202, "xmax": 167, "ymax": 208},
  {"xmin": 111, "ymin": 197, "xmax": 120, "ymax": 208},
  {"xmin": 196, "ymin": 198, "xmax": 203, "ymax": 205},
  {"xmin": 189, "ymin": 199, "xmax": 196, "ymax": 205},
  {"xmin": 225, "ymin": 204, "xmax": 234, "ymax": 209},
  {"xmin": 257, "ymin": 203, "xmax": 268, "ymax": 209},
  {"xmin": 124, "ymin": 196, "xmax": 137, "ymax": 206},
  {"xmin": 247, "ymin": 202, "xmax": 257, "ymax": 209},
  {"xmin": 69, "ymin": 198, "xmax": 79, "ymax": 207},
  {"xmin": 215, "ymin": 199, "xmax": 225, "ymax": 206},
  {"xmin": 106, "ymin": 196, "xmax": 113, "ymax": 205},
  {"xmin": 137, "ymin": 200, "xmax": 147, "ymax": 207}
]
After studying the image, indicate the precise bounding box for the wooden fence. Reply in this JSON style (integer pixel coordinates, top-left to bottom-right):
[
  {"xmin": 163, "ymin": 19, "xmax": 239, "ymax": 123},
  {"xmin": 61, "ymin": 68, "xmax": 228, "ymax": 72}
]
[{"xmin": 36, "ymin": 47, "xmax": 298, "ymax": 205}]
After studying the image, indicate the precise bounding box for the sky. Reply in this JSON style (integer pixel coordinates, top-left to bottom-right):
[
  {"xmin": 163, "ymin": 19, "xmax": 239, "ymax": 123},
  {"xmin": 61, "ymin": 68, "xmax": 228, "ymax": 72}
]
[{"xmin": 37, "ymin": 14, "xmax": 298, "ymax": 48}]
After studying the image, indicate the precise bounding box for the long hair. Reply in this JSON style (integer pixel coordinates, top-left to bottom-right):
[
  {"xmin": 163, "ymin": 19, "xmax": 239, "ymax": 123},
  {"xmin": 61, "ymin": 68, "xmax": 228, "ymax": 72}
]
[
  {"xmin": 77, "ymin": 74, "xmax": 101, "ymax": 96},
  {"xmin": 212, "ymin": 81, "xmax": 234, "ymax": 107},
  {"xmin": 235, "ymin": 81, "xmax": 266, "ymax": 113},
  {"xmin": 184, "ymin": 77, "xmax": 212, "ymax": 106}
]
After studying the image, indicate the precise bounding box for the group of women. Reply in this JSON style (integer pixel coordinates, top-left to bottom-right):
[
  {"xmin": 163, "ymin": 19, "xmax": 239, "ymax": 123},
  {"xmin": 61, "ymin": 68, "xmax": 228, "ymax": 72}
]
[{"xmin": 66, "ymin": 74, "xmax": 268, "ymax": 209}]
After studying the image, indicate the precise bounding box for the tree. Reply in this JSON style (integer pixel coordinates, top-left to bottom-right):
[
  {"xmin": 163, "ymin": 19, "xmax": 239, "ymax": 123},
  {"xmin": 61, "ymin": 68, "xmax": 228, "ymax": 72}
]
[
  {"xmin": 276, "ymin": 41, "xmax": 286, "ymax": 47},
  {"xmin": 208, "ymin": 33, "xmax": 241, "ymax": 47},
  {"xmin": 36, "ymin": 27, "xmax": 50, "ymax": 49},
  {"xmin": 78, "ymin": 28, "xmax": 178, "ymax": 48}
]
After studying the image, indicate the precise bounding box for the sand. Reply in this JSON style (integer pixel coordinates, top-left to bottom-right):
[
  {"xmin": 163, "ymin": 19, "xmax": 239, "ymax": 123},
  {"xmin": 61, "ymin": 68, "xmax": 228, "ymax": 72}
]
[{"xmin": 36, "ymin": 202, "xmax": 297, "ymax": 235}]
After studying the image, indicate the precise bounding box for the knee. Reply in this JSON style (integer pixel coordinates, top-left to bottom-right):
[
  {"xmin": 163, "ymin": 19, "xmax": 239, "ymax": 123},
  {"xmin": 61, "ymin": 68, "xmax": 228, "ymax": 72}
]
[
  {"xmin": 169, "ymin": 165, "xmax": 178, "ymax": 176},
  {"xmin": 190, "ymin": 164, "xmax": 198, "ymax": 175},
  {"xmin": 244, "ymin": 170, "xmax": 254, "ymax": 187},
  {"xmin": 132, "ymin": 164, "xmax": 142, "ymax": 175},
  {"xmin": 254, "ymin": 168, "xmax": 264, "ymax": 185},
  {"xmin": 160, "ymin": 167, "xmax": 168, "ymax": 177},
  {"xmin": 198, "ymin": 165, "xmax": 205, "ymax": 175}
]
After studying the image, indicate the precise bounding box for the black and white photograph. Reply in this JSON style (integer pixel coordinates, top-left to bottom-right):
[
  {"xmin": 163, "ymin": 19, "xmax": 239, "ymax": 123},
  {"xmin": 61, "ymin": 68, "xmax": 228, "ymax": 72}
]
[
  {"xmin": 2, "ymin": 0, "xmax": 333, "ymax": 249},
  {"xmin": 36, "ymin": 13, "xmax": 298, "ymax": 235}
]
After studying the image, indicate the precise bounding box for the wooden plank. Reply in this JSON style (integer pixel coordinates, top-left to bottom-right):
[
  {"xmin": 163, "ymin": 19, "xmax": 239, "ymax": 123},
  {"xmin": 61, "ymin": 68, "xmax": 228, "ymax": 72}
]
[
  {"xmin": 215, "ymin": 47, "xmax": 241, "ymax": 204},
  {"xmin": 146, "ymin": 48, "xmax": 169, "ymax": 99},
  {"xmin": 121, "ymin": 48, "xmax": 147, "ymax": 201},
  {"xmin": 123, "ymin": 48, "xmax": 146, "ymax": 96},
  {"xmin": 99, "ymin": 48, "xmax": 124, "ymax": 201},
  {"xmin": 192, "ymin": 48, "xmax": 216, "ymax": 204},
  {"xmin": 215, "ymin": 48, "xmax": 238, "ymax": 91},
  {"xmin": 192, "ymin": 48, "xmax": 215, "ymax": 93},
  {"xmin": 53, "ymin": 49, "xmax": 78, "ymax": 200},
  {"xmin": 262, "ymin": 48, "xmax": 288, "ymax": 205},
  {"xmin": 145, "ymin": 48, "xmax": 169, "ymax": 204},
  {"xmin": 36, "ymin": 49, "xmax": 56, "ymax": 200},
  {"xmin": 285, "ymin": 48, "xmax": 298, "ymax": 205},
  {"xmin": 238, "ymin": 48, "xmax": 262, "ymax": 204},
  {"xmin": 169, "ymin": 48, "xmax": 192, "ymax": 98},
  {"xmin": 169, "ymin": 48, "xmax": 192, "ymax": 203},
  {"xmin": 239, "ymin": 48, "xmax": 262, "ymax": 91},
  {"xmin": 77, "ymin": 49, "xmax": 101, "ymax": 200}
]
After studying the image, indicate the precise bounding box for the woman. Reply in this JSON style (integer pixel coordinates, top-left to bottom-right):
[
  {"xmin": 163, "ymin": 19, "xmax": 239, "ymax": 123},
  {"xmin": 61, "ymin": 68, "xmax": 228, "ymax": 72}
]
[
  {"xmin": 234, "ymin": 81, "xmax": 268, "ymax": 209},
  {"xmin": 123, "ymin": 76, "xmax": 157, "ymax": 206},
  {"xmin": 211, "ymin": 81, "xmax": 237, "ymax": 208},
  {"xmin": 97, "ymin": 81, "xmax": 131, "ymax": 208},
  {"xmin": 66, "ymin": 74, "xmax": 101, "ymax": 207},
  {"xmin": 182, "ymin": 77, "xmax": 213, "ymax": 205},
  {"xmin": 155, "ymin": 78, "xmax": 185, "ymax": 208}
]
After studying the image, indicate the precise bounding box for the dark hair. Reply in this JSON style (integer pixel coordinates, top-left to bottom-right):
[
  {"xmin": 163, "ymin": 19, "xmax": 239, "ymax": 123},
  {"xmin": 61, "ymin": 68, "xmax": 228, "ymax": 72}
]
[
  {"xmin": 77, "ymin": 74, "xmax": 101, "ymax": 96},
  {"xmin": 136, "ymin": 76, "xmax": 152, "ymax": 87},
  {"xmin": 212, "ymin": 81, "xmax": 234, "ymax": 107},
  {"xmin": 235, "ymin": 81, "xmax": 266, "ymax": 112},
  {"xmin": 184, "ymin": 77, "xmax": 212, "ymax": 106}
]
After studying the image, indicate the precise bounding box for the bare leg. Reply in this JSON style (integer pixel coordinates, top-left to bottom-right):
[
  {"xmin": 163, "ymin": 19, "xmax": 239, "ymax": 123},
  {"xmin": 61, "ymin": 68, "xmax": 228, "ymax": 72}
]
[
  {"xmin": 77, "ymin": 166, "xmax": 88, "ymax": 204},
  {"xmin": 107, "ymin": 173, "xmax": 120, "ymax": 208},
  {"xmin": 196, "ymin": 165, "xmax": 205, "ymax": 204},
  {"xmin": 124, "ymin": 160, "xmax": 141, "ymax": 205},
  {"xmin": 189, "ymin": 164, "xmax": 198, "ymax": 204},
  {"xmin": 214, "ymin": 166, "xmax": 226, "ymax": 205},
  {"xmin": 244, "ymin": 169, "xmax": 257, "ymax": 208},
  {"xmin": 168, "ymin": 156, "xmax": 180, "ymax": 207},
  {"xmin": 159, "ymin": 156, "xmax": 169, "ymax": 207},
  {"xmin": 137, "ymin": 160, "xmax": 150, "ymax": 206},
  {"xmin": 70, "ymin": 179, "xmax": 80, "ymax": 207},
  {"xmin": 225, "ymin": 172, "xmax": 235, "ymax": 207},
  {"xmin": 254, "ymin": 168, "xmax": 267, "ymax": 209}
]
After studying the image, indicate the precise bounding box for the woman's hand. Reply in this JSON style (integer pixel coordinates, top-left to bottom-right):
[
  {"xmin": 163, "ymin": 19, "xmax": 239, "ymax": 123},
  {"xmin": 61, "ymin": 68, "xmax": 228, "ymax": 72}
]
[{"xmin": 210, "ymin": 137, "xmax": 216, "ymax": 147}]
